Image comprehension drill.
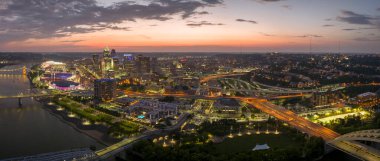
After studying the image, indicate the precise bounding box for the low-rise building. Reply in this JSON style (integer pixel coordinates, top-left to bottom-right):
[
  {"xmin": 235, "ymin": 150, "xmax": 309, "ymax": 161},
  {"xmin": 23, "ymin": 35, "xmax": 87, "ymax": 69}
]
[
  {"xmin": 125, "ymin": 100, "xmax": 178, "ymax": 124},
  {"xmin": 213, "ymin": 98, "xmax": 241, "ymax": 114}
]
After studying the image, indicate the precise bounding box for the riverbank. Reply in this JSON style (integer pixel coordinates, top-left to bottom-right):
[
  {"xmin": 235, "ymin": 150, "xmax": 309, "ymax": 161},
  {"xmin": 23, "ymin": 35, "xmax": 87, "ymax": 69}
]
[{"xmin": 38, "ymin": 98, "xmax": 121, "ymax": 147}]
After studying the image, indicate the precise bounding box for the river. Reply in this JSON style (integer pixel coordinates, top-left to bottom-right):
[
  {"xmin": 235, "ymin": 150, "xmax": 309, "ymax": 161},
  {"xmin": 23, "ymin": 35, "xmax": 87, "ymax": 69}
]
[{"xmin": 0, "ymin": 65, "xmax": 104, "ymax": 159}]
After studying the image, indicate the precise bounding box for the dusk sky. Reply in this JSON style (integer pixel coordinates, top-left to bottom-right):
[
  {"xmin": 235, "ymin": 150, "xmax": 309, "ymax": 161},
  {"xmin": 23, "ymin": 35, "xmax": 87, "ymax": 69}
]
[{"xmin": 0, "ymin": 0, "xmax": 379, "ymax": 53}]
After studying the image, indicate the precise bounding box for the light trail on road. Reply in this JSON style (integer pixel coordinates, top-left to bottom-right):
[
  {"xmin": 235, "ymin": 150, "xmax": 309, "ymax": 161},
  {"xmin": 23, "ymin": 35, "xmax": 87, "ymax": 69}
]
[{"xmin": 240, "ymin": 98, "xmax": 340, "ymax": 141}]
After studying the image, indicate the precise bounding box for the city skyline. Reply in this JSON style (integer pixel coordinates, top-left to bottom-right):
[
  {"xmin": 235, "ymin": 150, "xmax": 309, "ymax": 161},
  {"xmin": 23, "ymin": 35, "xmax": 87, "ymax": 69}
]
[
  {"xmin": 0, "ymin": 0, "xmax": 380, "ymax": 53},
  {"xmin": 1, "ymin": 1, "xmax": 380, "ymax": 160}
]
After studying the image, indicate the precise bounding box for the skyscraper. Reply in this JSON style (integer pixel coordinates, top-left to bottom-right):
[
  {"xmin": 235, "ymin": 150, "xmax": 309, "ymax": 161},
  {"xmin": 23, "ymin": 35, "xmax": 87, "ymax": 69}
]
[
  {"xmin": 135, "ymin": 54, "xmax": 151, "ymax": 74},
  {"xmin": 101, "ymin": 47, "xmax": 114, "ymax": 76},
  {"xmin": 103, "ymin": 46, "xmax": 111, "ymax": 58},
  {"xmin": 123, "ymin": 54, "xmax": 135, "ymax": 74}
]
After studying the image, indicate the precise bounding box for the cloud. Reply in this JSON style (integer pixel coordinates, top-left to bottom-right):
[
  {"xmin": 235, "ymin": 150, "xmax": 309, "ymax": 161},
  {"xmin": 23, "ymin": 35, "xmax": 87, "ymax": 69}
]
[
  {"xmin": 259, "ymin": 32, "xmax": 275, "ymax": 36},
  {"xmin": 0, "ymin": 0, "xmax": 222, "ymax": 43},
  {"xmin": 187, "ymin": 21, "xmax": 224, "ymax": 27},
  {"xmin": 353, "ymin": 37, "xmax": 380, "ymax": 41},
  {"xmin": 138, "ymin": 35, "xmax": 152, "ymax": 40},
  {"xmin": 281, "ymin": 5, "xmax": 292, "ymax": 10},
  {"xmin": 60, "ymin": 40, "xmax": 84, "ymax": 43},
  {"xmin": 236, "ymin": 19, "xmax": 257, "ymax": 24},
  {"xmin": 196, "ymin": 11, "xmax": 210, "ymax": 15},
  {"xmin": 295, "ymin": 34, "xmax": 323, "ymax": 38},
  {"xmin": 322, "ymin": 24, "xmax": 334, "ymax": 27},
  {"xmin": 342, "ymin": 28, "xmax": 356, "ymax": 31},
  {"xmin": 337, "ymin": 10, "xmax": 376, "ymax": 25},
  {"xmin": 258, "ymin": 32, "xmax": 322, "ymax": 38},
  {"xmin": 342, "ymin": 27, "xmax": 377, "ymax": 31},
  {"xmin": 377, "ymin": 8, "xmax": 380, "ymax": 11},
  {"xmin": 202, "ymin": 0, "xmax": 224, "ymax": 4}
]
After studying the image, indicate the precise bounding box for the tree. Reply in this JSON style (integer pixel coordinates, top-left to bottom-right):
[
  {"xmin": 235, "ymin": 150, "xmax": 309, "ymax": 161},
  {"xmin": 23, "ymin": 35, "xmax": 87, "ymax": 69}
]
[{"xmin": 303, "ymin": 136, "xmax": 325, "ymax": 159}]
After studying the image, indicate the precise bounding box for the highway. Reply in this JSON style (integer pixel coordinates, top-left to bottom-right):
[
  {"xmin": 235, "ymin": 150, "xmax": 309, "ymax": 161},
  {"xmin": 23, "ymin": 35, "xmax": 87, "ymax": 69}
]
[
  {"xmin": 200, "ymin": 73, "xmax": 246, "ymax": 83},
  {"xmin": 329, "ymin": 141, "xmax": 380, "ymax": 161},
  {"xmin": 78, "ymin": 65, "xmax": 101, "ymax": 79},
  {"xmin": 240, "ymin": 98, "xmax": 340, "ymax": 141}
]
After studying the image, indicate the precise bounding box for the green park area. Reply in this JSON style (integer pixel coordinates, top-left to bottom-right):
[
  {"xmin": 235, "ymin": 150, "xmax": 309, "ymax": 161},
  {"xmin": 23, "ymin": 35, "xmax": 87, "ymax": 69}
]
[
  {"xmin": 213, "ymin": 134, "xmax": 302, "ymax": 154},
  {"xmin": 127, "ymin": 132, "xmax": 324, "ymax": 161},
  {"xmin": 53, "ymin": 97, "xmax": 140, "ymax": 137}
]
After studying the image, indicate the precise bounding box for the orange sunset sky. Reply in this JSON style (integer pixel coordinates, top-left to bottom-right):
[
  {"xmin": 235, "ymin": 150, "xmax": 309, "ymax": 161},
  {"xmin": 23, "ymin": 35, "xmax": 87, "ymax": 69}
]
[{"xmin": 0, "ymin": 0, "xmax": 379, "ymax": 53}]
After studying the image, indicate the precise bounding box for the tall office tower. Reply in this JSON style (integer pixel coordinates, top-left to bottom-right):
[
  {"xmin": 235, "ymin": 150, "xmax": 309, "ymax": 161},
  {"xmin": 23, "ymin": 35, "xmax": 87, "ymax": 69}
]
[
  {"xmin": 103, "ymin": 46, "xmax": 111, "ymax": 58},
  {"xmin": 123, "ymin": 54, "xmax": 135, "ymax": 74},
  {"xmin": 113, "ymin": 58, "xmax": 120, "ymax": 70},
  {"xmin": 94, "ymin": 78, "xmax": 116, "ymax": 102},
  {"xmin": 104, "ymin": 58, "xmax": 114, "ymax": 71},
  {"xmin": 102, "ymin": 47, "xmax": 114, "ymax": 72},
  {"xmin": 135, "ymin": 54, "xmax": 151, "ymax": 74}
]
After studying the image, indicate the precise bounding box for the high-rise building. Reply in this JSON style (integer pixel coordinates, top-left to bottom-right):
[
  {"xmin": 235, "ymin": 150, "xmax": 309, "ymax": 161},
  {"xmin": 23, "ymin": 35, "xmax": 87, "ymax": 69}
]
[
  {"xmin": 94, "ymin": 79, "xmax": 116, "ymax": 102},
  {"xmin": 104, "ymin": 57, "xmax": 114, "ymax": 71},
  {"xmin": 135, "ymin": 54, "xmax": 151, "ymax": 74},
  {"xmin": 123, "ymin": 54, "xmax": 135, "ymax": 74},
  {"xmin": 101, "ymin": 47, "xmax": 114, "ymax": 75},
  {"xmin": 103, "ymin": 46, "xmax": 111, "ymax": 58}
]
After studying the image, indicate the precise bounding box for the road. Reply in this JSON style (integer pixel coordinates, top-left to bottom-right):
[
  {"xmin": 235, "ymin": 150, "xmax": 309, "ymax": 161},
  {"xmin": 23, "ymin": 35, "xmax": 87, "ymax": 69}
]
[
  {"xmin": 3, "ymin": 148, "xmax": 97, "ymax": 161},
  {"xmin": 200, "ymin": 73, "xmax": 246, "ymax": 83},
  {"xmin": 95, "ymin": 134, "xmax": 148, "ymax": 158},
  {"xmin": 95, "ymin": 112, "xmax": 190, "ymax": 159},
  {"xmin": 240, "ymin": 98, "xmax": 340, "ymax": 141},
  {"xmin": 329, "ymin": 141, "xmax": 380, "ymax": 161}
]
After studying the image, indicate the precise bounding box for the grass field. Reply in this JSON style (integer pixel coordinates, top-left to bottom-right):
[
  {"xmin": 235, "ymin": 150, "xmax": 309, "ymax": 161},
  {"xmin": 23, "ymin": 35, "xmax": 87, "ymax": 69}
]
[{"xmin": 213, "ymin": 134, "xmax": 303, "ymax": 154}]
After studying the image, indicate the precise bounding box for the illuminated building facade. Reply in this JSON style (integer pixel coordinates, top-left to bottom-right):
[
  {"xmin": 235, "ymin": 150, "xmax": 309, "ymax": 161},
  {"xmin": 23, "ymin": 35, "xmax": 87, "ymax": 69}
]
[
  {"xmin": 101, "ymin": 47, "xmax": 114, "ymax": 77},
  {"xmin": 123, "ymin": 54, "xmax": 135, "ymax": 74},
  {"xmin": 94, "ymin": 78, "xmax": 116, "ymax": 102}
]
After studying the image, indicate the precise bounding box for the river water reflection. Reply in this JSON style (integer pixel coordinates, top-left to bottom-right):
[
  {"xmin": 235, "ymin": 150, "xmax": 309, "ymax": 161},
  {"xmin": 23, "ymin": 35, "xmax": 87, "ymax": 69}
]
[{"xmin": 0, "ymin": 65, "xmax": 103, "ymax": 159}]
